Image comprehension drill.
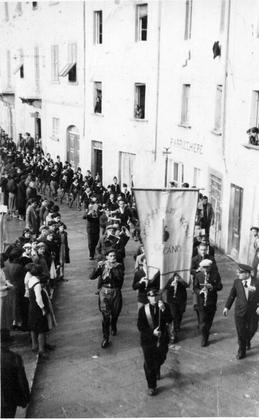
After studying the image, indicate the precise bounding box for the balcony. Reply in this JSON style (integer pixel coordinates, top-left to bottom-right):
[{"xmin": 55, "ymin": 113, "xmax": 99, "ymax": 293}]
[
  {"xmin": 0, "ymin": 88, "xmax": 15, "ymax": 106},
  {"xmin": 243, "ymin": 127, "xmax": 259, "ymax": 150},
  {"xmin": 19, "ymin": 96, "xmax": 42, "ymax": 108}
]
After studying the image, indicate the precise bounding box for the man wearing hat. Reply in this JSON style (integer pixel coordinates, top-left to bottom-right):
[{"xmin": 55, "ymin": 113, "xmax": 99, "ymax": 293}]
[
  {"xmin": 90, "ymin": 249, "xmax": 124, "ymax": 348},
  {"xmin": 137, "ymin": 288, "xmax": 172, "ymax": 396},
  {"xmin": 223, "ymin": 263, "xmax": 259, "ymax": 359},
  {"xmin": 96, "ymin": 224, "xmax": 119, "ymax": 261},
  {"xmin": 193, "ymin": 259, "xmax": 223, "ymax": 346}
]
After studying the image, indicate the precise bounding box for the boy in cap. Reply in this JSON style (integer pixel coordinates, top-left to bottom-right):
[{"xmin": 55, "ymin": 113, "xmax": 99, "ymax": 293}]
[
  {"xmin": 193, "ymin": 259, "xmax": 223, "ymax": 346},
  {"xmin": 137, "ymin": 288, "xmax": 172, "ymax": 396},
  {"xmin": 223, "ymin": 263, "xmax": 259, "ymax": 359}
]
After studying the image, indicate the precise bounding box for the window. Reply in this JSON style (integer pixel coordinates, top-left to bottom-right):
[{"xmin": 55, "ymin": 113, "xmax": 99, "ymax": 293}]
[
  {"xmin": 6, "ymin": 50, "xmax": 11, "ymax": 87},
  {"xmin": 94, "ymin": 82, "xmax": 102, "ymax": 113},
  {"xmin": 134, "ymin": 83, "xmax": 146, "ymax": 119},
  {"xmin": 34, "ymin": 46, "xmax": 40, "ymax": 90},
  {"xmin": 119, "ymin": 152, "xmax": 136, "ymax": 187},
  {"xmin": 68, "ymin": 43, "xmax": 77, "ymax": 82},
  {"xmin": 219, "ymin": 0, "xmax": 226, "ymax": 33},
  {"xmin": 256, "ymin": 10, "xmax": 259, "ymax": 38},
  {"xmin": 16, "ymin": 2, "xmax": 22, "ymax": 15},
  {"xmin": 136, "ymin": 4, "xmax": 148, "ymax": 41},
  {"xmin": 94, "ymin": 11, "xmax": 103, "ymax": 44},
  {"xmin": 250, "ymin": 90, "xmax": 259, "ymax": 127},
  {"xmin": 172, "ymin": 162, "xmax": 184, "ymax": 186},
  {"xmin": 214, "ymin": 85, "xmax": 223, "ymax": 132},
  {"xmin": 181, "ymin": 84, "xmax": 191, "ymax": 125},
  {"xmin": 184, "ymin": 0, "xmax": 192, "ymax": 40},
  {"xmin": 52, "ymin": 117, "xmax": 60, "ymax": 141},
  {"xmin": 51, "ymin": 45, "xmax": 59, "ymax": 82},
  {"xmin": 13, "ymin": 49, "xmax": 24, "ymax": 78},
  {"xmin": 4, "ymin": 2, "xmax": 9, "ymax": 21},
  {"xmin": 193, "ymin": 167, "xmax": 201, "ymax": 187},
  {"xmin": 32, "ymin": 2, "xmax": 38, "ymax": 9},
  {"xmin": 59, "ymin": 43, "xmax": 77, "ymax": 83}
]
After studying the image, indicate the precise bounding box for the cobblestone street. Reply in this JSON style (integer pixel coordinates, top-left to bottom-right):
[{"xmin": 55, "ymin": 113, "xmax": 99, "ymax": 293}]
[{"xmin": 6, "ymin": 204, "xmax": 258, "ymax": 418}]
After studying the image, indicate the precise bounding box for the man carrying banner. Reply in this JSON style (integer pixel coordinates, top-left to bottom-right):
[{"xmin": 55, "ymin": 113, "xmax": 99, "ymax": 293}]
[
  {"xmin": 193, "ymin": 259, "xmax": 223, "ymax": 346},
  {"xmin": 137, "ymin": 288, "xmax": 172, "ymax": 396}
]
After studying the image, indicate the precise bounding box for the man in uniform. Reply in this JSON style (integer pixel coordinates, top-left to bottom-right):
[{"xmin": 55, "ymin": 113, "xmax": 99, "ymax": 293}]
[
  {"xmin": 137, "ymin": 288, "xmax": 172, "ymax": 396},
  {"xmin": 223, "ymin": 263, "xmax": 259, "ymax": 359},
  {"xmin": 90, "ymin": 249, "xmax": 124, "ymax": 348},
  {"xmin": 193, "ymin": 259, "xmax": 223, "ymax": 347}
]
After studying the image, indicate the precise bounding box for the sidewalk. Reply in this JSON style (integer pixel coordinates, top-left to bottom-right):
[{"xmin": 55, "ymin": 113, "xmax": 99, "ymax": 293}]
[
  {"xmin": 22, "ymin": 204, "xmax": 259, "ymax": 418},
  {"xmin": 4, "ymin": 216, "xmax": 38, "ymax": 418}
]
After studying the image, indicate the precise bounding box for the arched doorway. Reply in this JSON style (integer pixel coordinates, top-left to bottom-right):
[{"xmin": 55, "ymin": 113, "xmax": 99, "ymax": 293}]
[{"xmin": 66, "ymin": 125, "xmax": 80, "ymax": 168}]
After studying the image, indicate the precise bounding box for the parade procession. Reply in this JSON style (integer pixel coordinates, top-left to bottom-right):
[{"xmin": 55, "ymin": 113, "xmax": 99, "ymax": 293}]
[{"xmin": 1, "ymin": 0, "xmax": 259, "ymax": 418}]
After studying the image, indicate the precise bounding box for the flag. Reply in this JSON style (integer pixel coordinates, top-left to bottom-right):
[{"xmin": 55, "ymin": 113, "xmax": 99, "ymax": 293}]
[{"xmin": 133, "ymin": 188, "xmax": 199, "ymax": 289}]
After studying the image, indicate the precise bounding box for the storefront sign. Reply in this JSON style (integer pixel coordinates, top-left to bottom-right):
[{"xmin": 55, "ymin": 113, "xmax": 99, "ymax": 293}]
[{"xmin": 171, "ymin": 138, "xmax": 203, "ymax": 155}]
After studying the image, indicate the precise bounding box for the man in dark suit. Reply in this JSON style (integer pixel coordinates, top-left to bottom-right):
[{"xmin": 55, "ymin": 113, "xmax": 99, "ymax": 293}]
[
  {"xmin": 137, "ymin": 288, "xmax": 172, "ymax": 396},
  {"xmin": 199, "ymin": 196, "xmax": 214, "ymax": 239},
  {"xmin": 223, "ymin": 263, "xmax": 259, "ymax": 359}
]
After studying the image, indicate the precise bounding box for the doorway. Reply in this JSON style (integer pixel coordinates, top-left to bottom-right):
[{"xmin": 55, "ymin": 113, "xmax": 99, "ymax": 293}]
[
  {"xmin": 228, "ymin": 184, "xmax": 243, "ymax": 259},
  {"xmin": 91, "ymin": 141, "xmax": 103, "ymax": 181},
  {"xmin": 35, "ymin": 115, "xmax": 41, "ymax": 140}
]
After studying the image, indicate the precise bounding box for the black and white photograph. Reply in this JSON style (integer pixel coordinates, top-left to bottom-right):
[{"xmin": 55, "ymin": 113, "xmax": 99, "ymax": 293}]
[{"xmin": 0, "ymin": 0, "xmax": 259, "ymax": 418}]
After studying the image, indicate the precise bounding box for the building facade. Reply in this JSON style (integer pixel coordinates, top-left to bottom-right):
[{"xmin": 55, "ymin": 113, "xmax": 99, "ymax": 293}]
[{"xmin": 0, "ymin": 0, "xmax": 259, "ymax": 264}]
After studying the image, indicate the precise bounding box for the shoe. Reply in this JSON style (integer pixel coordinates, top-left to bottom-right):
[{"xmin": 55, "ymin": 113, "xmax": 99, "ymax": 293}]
[
  {"xmin": 156, "ymin": 369, "xmax": 161, "ymax": 380},
  {"xmin": 111, "ymin": 326, "xmax": 117, "ymax": 336},
  {"xmin": 236, "ymin": 352, "xmax": 246, "ymax": 360},
  {"xmin": 95, "ymin": 291, "xmax": 100, "ymax": 295},
  {"xmin": 101, "ymin": 338, "xmax": 110, "ymax": 348},
  {"xmin": 89, "ymin": 257, "xmax": 94, "ymax": 260},
  {"xmin": 147, "ymin": 388, "xmax": 157, "ymax": 396},
  {"xmin": 201, "ymin": 337, "xmax": 208, "ymax": 347},
  {"xmin": 45, "ymin": 343, "xmax": 56, "ymax": 351},
  {"xmin": 246, "ymin": 341, "xmax": 251, "ymax": 350}
]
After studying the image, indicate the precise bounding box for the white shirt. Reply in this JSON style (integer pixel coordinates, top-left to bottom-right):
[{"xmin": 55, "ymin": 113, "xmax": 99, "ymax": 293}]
[{"xmin": 242, "ymin": 276, "xmax": 251, "ymax": 300}]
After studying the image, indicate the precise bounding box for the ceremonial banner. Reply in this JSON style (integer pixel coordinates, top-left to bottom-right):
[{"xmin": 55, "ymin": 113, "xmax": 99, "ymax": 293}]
[{"xmin": 133, "ymin": 189, "xmax": 199, "ymax": 289}]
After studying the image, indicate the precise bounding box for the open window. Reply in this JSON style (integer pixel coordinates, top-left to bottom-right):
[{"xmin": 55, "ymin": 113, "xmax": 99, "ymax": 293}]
[
  {"xmin": 134, "ymin": 83, "xmax": 146, "ymax": 119},
  {"xmin": 94, "ymin": 82, "xmax": 102, "ymax": 114},
  {"xmin": 180, "ymin": 84, "xmax": 191, "ymax": 126},
  {"xmin": 94, "ymin": 11, "xmax": 103, "ymax": 44},
  {"xmin": 59, "ymin": 43, "xmax": 77, "ymax": 83},
  {"xmin": 136, "ymin": 4, "xmax": 148, "ymax": 41}
]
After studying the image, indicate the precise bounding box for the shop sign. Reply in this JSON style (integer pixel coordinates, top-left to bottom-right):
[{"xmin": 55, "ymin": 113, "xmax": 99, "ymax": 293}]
[{"xmin": 171, "ymin": 138, "xmax": 203, "ymax": 154}]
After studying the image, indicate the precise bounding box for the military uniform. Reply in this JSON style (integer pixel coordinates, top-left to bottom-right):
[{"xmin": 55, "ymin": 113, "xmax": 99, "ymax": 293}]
[{"xmin": 90, "ymin": 260, "xmax": 124, "ymax": 347}]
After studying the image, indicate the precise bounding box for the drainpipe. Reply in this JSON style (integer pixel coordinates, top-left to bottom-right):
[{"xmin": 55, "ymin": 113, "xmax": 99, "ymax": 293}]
[
  {"xmin": 221, "ymin": 0, "xmax": 231, "ymax": 174},
  {"xmin": 154, "ymin": 0, "xmax": 162, "ymax": 162},
  {"xmin": 83, "ymin": 1, "xmax": 86, "ymax": 141}
]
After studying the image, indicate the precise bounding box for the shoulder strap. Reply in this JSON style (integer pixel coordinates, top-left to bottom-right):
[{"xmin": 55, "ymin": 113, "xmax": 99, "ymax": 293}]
[{"xmin": 144, "ymin": 304, "xmax": 154, "ymax": 330}]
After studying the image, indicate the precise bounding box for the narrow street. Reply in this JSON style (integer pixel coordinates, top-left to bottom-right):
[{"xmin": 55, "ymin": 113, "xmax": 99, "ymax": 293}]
[{"xmin": 14, "ymin": 204, "xmax": 258, "ymax": 418}]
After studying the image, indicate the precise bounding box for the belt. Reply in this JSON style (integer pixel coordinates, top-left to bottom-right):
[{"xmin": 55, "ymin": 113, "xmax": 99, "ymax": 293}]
[{"xmin": 101, "ymin": 284, "xmax": 114, "ymax": 289}]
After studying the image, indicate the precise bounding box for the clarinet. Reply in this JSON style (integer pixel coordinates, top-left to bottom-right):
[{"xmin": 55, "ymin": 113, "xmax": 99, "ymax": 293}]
[{"xmin": 200, "ymin": 271, "xmax": 209, "ymax": 306}]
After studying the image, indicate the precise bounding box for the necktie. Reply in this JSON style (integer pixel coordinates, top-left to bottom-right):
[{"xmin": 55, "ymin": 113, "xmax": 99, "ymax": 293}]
[{"xmin": 243, "ymin": 280, "xmax": 247, "ymax": 288}]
